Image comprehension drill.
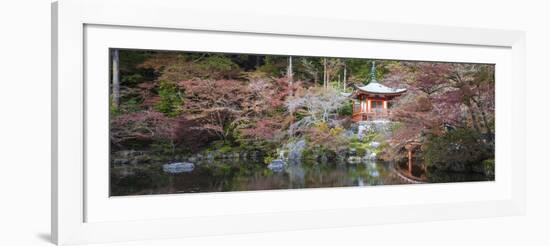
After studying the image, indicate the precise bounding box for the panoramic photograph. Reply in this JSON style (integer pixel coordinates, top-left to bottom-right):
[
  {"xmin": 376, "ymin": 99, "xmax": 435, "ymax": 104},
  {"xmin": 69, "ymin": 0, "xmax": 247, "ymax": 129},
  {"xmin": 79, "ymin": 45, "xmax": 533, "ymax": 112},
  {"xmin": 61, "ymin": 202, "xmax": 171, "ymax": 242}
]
[{"xmin": 109, "ymin": 49, "xmax": 495, "ymax": 196}]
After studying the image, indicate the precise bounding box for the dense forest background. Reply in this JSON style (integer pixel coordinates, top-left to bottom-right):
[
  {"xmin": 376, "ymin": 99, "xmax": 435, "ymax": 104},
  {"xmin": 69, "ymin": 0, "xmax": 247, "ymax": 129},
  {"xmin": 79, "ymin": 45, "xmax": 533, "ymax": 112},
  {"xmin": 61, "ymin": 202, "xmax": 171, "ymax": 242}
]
[{"xmin": 110, "ymin": 49, "xmax": 495, "ymax": 175}]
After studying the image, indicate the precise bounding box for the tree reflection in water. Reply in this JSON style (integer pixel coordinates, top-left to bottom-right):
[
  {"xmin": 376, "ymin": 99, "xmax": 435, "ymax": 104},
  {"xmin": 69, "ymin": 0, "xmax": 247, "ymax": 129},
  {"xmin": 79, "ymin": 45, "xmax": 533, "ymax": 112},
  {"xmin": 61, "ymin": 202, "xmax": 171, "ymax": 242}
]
[
  {"xmin": 110, "ymin": 158, "xmax": 490, "ymax": 196},
  {"xmin": 112, "ymin": 158, "xmax": 397, "ymax": 196}
]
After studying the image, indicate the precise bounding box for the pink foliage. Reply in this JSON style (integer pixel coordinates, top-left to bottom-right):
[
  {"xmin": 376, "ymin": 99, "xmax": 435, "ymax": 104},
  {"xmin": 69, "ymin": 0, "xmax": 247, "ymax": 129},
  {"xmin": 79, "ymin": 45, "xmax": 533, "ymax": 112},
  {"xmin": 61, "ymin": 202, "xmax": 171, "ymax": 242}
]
[
  {"xmin": 178, "ymin": 79, "xmax": 247, "ymax": 113},
  {"xmin": 240, "ymin": 119, "xmax": 282, "ymax": 141},
  {"xmin": 110, "ymin": 110, "xmax": 179, "ymax": 144},
  {"xmin": 384, "ymin": 62, "xmax": 494, "ymax": 158}
]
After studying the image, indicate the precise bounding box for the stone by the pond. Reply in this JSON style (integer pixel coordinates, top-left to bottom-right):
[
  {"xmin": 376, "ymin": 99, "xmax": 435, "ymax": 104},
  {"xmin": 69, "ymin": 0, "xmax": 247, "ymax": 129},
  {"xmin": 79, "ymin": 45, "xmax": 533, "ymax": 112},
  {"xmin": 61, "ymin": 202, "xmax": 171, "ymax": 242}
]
[
  {"xmin": 347, "ymin": 156, "xmax": 362, "ymax": 164},
  {"xmin": 343, "ymin": 130, "xmax": 355, "ymax": 138},
  {"xmin": 113, "ymin": 158, "xmax": 129, "ymax": 165},
  {"xmin": 369, "ymin": 169, "xmax": 380, "ymax": 177},
  {"xmin": 286, "ymin": 139, "xmax": 306, "ymax": 161},
  {"xmin": 163, "ymin": 162, "xmax": 195, "ymax": 174},
  {"xmin": 362, "ymin": 152, "xmax": 377, "ymax": 161},
  {"xmin": 357, "ymin": 124, "xmax": 367, "ymax": 139},
  {"xmin": 267, "ymin": 159, "xmax": 285, "ymax": 171}
]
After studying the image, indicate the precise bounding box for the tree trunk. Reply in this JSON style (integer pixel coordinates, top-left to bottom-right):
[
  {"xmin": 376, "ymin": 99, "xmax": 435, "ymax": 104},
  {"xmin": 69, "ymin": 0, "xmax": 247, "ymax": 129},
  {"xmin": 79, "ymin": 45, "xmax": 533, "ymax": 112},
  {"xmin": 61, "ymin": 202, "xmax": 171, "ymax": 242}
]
[
  {"xmin": 287, "ymin": 56, "xmax": 293, "ymax": 84},
  {"xmin": 343, "ymin": 62, "xmax": 347, "ymax": 91},
  {"xmin": 473, "ymin": 98, "xmax": 492, "ymax": 136},
  {"xmin": 408, "ymin": 150, "xmax": 413, "ymax": 174},
  {"xmin": 323, "ymin": 58, "xmax": 327, "ymax": 89},
  {"xmin": 467, "ymin": 102, "xmax": 481, "ymax": 133},
  {"xmin": 112, "ymin": 49, "xmax": 120, "ymax": 110}
]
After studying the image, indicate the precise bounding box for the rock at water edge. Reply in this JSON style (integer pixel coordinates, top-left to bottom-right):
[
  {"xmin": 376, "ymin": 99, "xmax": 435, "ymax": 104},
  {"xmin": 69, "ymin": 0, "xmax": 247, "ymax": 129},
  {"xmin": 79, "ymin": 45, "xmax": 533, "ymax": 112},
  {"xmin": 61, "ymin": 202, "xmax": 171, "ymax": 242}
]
[
  {"xmin": 268, "ymin": 159, "xmax": 285, "ymax": 171},
  {"xmin": 163, "ymin": 162, "xmax": 195, "ymax": 174}
]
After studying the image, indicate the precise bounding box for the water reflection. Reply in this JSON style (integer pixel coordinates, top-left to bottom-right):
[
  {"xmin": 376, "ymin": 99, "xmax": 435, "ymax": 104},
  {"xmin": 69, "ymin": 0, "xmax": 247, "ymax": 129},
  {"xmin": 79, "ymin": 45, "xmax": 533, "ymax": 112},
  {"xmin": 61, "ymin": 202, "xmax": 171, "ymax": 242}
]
[
  {"xmin": 111, "ymin": 158, "xmax": 409, "ymax": 196},
  {"xmin": 110, "ymin": 158, "xmax": 491, "ymax": 196}
]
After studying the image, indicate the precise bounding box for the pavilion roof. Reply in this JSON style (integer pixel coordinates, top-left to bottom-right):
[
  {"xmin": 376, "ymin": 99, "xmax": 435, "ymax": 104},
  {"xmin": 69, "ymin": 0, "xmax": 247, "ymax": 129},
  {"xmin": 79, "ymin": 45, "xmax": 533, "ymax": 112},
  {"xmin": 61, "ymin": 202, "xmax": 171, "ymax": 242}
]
[{"xmin": 354, "ymin": 82, "xmax": 407, "ymax": 95}]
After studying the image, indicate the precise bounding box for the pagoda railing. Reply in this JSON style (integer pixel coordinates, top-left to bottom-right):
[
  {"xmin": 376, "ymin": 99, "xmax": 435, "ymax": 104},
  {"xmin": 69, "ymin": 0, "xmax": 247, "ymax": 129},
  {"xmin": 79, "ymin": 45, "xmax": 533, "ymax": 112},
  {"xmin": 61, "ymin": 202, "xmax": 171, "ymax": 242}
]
[{"xmin": 352, "ymin": 110, "xmax": 391, "ymax": 122}]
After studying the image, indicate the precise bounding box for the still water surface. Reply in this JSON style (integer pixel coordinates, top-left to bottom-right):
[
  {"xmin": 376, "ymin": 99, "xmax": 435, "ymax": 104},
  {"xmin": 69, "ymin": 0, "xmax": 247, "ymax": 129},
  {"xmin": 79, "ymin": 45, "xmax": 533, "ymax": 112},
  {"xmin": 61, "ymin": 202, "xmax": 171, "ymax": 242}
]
[{"xmin": 110, "ymin": 159, "xmax": 491, "ymax": 196}]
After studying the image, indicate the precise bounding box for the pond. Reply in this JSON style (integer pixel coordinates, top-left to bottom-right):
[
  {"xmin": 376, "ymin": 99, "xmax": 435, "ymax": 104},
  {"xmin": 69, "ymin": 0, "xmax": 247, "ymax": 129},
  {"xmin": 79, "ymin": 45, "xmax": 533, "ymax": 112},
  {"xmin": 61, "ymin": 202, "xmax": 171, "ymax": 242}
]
[
  {"xmin": 110, "ymin": 158, "xmax": 492, "ymax": 196},
  {"xmin": 111, "ymin": 158, "xmax": 396, "ymax": 196}
]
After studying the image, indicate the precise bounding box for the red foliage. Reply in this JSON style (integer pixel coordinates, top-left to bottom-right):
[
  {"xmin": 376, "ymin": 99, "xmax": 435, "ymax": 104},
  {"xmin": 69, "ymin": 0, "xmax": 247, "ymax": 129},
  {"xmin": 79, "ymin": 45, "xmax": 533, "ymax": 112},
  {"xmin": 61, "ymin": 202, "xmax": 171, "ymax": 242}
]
[
  {"xmin": 110, "ymin": 110, "xmax": 179, "ymax": 144},
  {"xmin": 110, "ymin": 110, "xmax": 212, "ymax": 152},
  {"xmin": 267, "ymin": 77, "xmax": 295, "ymax": 108},
  {"xmin": 384, "ymin": 62, "xmax": 494, "ymax": 160},
  {"xmin": 137, "ymin": 81, "xmax": 161, "ymax": 108},
  {"xmin": 239, "ymin": 119, "xmax": 282, "ymax": 141},
  {"xmin": 178, "ymin": 80, "xmax": 247, "ymax": 113},
  {"xmin": 176, "ymin": 78, "xmax": 298, "ymax": 143},
  {"xmin": 413, "ymin": 63, "xmax": 453, "ymax": 95}
]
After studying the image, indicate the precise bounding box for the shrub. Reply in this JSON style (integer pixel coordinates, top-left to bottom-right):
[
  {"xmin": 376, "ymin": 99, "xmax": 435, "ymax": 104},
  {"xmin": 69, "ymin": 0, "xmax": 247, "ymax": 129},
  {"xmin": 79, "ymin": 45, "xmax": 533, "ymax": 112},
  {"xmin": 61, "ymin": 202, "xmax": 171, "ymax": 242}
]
[
  {"xmin": 218, "ymin": 145, "xmax": 233, "ymax": 154},
  {"xmin": 423, "ymin": 128, "xmax": 493, "ymax": 172},
  {"xmin": 122, "ymin": 97, "xmax": 143, "ymax": 113},
  {"xmin": 121, "ymin": 73, "xmax": 144, "ymax": 85},
  {"xmin": 155, "ymin": 80, "xmax": 183, "ymax": 117},
  {"xmin": 348, "ymin": 136, "xmax": 379, "ymax": 157},
  {"xmin": 482, "ymin": 159, "xmax": 495, "ymax": 177},
  {"xmin": 338, "ymin": 100, "xmax": 353, "ymax": 116},
  {"xmin": 198, "ymin": 55, "xmax": 241, "ymax": 79},
  {"xmin": 304, "ymin": 123, "xmax": 350, "ymax": 159},
  {"xmin": 263, "ymin": 155, "xmax": 275, "ymax": 165},
  {"xmin": 150, "ymin": 139, "xmax": 176, "ymax": 157},
  {"xmin": 355, "ymin": 146, "xmax": 367, "ymax": 157}
]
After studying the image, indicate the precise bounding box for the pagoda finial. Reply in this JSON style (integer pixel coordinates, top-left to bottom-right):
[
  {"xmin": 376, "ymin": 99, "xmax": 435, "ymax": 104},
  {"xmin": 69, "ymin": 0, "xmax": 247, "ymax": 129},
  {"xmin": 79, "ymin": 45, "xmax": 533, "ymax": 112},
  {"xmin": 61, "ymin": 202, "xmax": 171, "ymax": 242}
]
[{"xmin": 369, "ymin": 61, "xmax": 378, "ymax": 84}]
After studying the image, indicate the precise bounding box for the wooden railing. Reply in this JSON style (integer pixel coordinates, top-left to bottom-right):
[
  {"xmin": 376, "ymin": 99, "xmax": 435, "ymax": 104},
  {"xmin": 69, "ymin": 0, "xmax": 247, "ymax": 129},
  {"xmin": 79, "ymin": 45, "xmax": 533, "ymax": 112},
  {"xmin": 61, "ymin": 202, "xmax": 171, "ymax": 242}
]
[{"xmin": 352, "ymin": 111, "xmax": 390, "ymax": 122}]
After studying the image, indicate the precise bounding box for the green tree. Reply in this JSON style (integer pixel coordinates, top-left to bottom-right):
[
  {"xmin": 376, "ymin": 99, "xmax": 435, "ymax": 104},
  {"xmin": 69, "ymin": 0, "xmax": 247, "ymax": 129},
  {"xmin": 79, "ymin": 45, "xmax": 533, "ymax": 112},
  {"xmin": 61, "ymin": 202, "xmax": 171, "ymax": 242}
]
[
  {"xmin": 155, "ymin": 80, "xmax": 183, "ymax": 117},
  {"xmin": 423, "ymin": 128, "xmax": 492, "ymax": 172}
]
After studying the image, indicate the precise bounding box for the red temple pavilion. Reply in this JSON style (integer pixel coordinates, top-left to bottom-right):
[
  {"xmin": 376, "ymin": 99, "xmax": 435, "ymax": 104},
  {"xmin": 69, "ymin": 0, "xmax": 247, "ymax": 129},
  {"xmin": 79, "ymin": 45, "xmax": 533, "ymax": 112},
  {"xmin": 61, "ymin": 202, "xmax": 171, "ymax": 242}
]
[{"xmin": 350, "ymin": 62, "xmax": 407, "ymax": 122}]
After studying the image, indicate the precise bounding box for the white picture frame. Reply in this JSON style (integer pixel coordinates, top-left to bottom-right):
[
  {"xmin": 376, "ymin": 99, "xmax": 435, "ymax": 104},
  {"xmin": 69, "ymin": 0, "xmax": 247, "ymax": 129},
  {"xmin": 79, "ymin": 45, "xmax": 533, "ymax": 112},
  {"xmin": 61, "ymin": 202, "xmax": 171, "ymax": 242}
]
[{"xmin": 52, "ymin": 0, "xmax": 526, "ymax": 245}]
